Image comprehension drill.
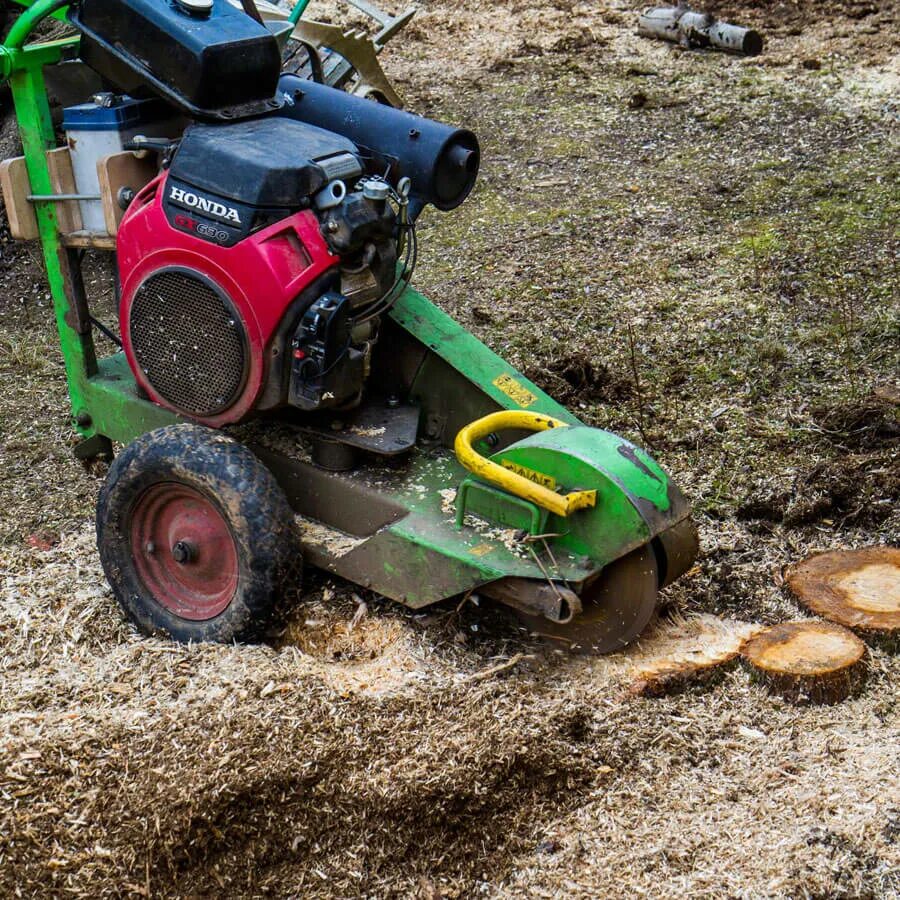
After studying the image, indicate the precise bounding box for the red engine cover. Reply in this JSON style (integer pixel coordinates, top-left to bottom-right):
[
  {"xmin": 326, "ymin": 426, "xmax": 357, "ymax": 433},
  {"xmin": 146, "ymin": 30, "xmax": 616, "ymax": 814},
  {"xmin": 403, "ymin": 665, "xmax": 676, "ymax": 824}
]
[{"xmin": 117, "ymin": 172, "xmax": 339, "ymax": 426}]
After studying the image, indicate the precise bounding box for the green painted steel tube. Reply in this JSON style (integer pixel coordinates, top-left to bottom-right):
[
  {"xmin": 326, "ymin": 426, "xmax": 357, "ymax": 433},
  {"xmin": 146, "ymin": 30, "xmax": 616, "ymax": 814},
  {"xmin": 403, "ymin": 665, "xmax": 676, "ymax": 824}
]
[
  {"xmin": 6, "ymin": 40, "xmax": 101, "ymax": 441},
  {"xmin": 288, "ymin": 0, "xmax": 312, "ymax": 24},
  {"xmin": 5, "ymin": 0, "xmax": 69, "ymax": 50}
]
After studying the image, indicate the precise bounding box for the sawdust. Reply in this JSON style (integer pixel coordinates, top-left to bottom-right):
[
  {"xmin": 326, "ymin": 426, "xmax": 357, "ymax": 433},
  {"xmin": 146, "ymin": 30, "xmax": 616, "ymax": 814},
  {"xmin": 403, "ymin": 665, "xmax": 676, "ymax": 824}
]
[
  {"xmin": 463, "ymin": 518, "xmax": 529, "ymax": 557},
  {"xmin": 231, "ymin": 420, "xmax": 312, "ymax": 463},
  {"xmin": 626, "ymin": 612, "xmax": 763, "ymax": 680},
  {"xmin": 439, "ymin": 486, "xmax": 457, "ymax": 514},
  {"xmin": 438, "ymin": 488, "xmax": 530, "ymax": 556},
  {"xmin": 276, "ymin": 592, "xmax": 441, "ymax": 696},
  {"xmin": 349, "ymin": 425, "xmax": 386, "ymax": 438},
  {"xmin": 1, "ymin": 532, "xmax": 897, "ymax": 895},
  {"xmin": 295, "ymin": 514, "xmax": 367, "ymax": 557}
]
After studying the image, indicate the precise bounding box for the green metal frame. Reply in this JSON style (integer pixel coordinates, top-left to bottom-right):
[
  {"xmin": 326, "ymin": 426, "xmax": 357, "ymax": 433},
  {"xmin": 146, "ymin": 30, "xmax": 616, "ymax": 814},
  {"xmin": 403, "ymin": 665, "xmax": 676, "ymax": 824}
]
[{"xmin": 1, "ymin": 5, "xmax": 179, "ymax": 451}]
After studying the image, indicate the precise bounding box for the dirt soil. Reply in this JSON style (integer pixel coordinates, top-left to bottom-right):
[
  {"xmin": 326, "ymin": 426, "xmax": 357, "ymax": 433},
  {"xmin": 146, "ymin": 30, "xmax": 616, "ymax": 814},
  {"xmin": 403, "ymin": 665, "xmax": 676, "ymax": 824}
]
[{"xmin": 1, "ymin": 0, "xmax": 898, "ymax": 897}]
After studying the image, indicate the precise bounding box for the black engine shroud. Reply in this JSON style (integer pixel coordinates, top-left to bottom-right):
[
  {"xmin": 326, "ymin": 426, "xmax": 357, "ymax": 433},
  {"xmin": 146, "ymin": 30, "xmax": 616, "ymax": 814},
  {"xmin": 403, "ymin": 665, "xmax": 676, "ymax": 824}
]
[{"xmin": 164, "ymin": 118, "xmax": 363, "ymax": 247}]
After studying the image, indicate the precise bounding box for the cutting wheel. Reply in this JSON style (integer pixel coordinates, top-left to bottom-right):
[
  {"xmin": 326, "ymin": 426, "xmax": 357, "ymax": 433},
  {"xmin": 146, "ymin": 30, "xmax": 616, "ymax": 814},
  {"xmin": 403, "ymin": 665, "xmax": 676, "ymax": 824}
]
[{"xmin": 516, "ymin": 545, "xmax": 660, "ymax": 654}]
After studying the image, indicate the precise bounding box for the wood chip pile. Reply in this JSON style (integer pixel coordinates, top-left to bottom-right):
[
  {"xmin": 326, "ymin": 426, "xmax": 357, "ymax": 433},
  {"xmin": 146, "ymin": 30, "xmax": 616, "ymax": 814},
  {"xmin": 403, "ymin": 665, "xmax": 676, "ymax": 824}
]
[{"xmin": 1, "ymin": 529, "xmax": 897, "ymax": 896}]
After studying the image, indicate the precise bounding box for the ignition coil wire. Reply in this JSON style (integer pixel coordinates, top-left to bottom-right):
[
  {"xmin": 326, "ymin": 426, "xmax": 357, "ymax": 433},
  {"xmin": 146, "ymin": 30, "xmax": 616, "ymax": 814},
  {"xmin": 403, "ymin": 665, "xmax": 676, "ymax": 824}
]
[
  {"xmin": 351, "ymin": 218, "xmax": 416, "ymax": 326},
  {"xmin": 350, "ymin": 178, "xmax": 417, "ymax": 326}
]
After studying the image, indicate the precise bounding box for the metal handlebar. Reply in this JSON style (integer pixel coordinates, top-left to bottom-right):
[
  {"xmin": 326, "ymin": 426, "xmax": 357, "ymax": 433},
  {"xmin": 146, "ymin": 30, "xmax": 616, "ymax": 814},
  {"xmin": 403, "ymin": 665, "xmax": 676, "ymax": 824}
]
[
  {"xmin": 5, "ymin": 0, "xmax": 70, "ymax": 50},
  {"xmin": 454, "ymin": 410, "xmax": 597, "ymax": 518}
]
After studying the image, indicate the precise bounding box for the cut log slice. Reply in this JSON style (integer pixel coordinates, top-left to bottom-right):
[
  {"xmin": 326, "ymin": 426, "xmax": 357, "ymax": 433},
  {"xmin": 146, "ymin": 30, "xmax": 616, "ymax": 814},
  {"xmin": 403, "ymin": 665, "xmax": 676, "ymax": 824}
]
[
  {"xmin": 740, "ymin": 620, "xmax": 867, "ymax": 704},
  {"xmin": 630, "ymin": 657, "xmax": 739, "ymax": 697},
  {"xmin": 786, "ymin": 547, "xmax": 900, "ymax": 650},
  {"xmin": 628, "ymin": 615, "xmax": 762, "ymax": 697}
]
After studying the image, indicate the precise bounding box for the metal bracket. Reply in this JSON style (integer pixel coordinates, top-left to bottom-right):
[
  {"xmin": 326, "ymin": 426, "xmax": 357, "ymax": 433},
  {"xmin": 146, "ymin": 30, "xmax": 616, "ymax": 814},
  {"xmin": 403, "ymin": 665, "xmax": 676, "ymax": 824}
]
[
  {"xmin": 345, "ymin": 1, "xmax": 417, "ymax": 51},
  {"xmin": 277, "ymin": 0, "xmax": 415, "ymax": 105},
  {"xmin": 455, "ymin": 476, "xmax": 548, "ymax": 536},
  {"xmin": 479, "ymin": 577, "xmax": 583, "ymax": 624},
  {"xmin": 296, "ymin": 399, "xmax": 420, "ymax": 457},
  {"xmin": 74, "ymin": 433, "xmax": 114, "ymax": 461}
]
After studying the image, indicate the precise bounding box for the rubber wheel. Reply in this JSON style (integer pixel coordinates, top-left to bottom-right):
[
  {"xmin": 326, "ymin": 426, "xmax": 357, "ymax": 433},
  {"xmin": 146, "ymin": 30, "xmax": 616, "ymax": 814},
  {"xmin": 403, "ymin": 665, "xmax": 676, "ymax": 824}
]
[
  {"xmin": 516, "ymin": 545, "xmax": 659, "ymax": 654},
  {"xmin": 97, "ymin": 424, "xmax": 296, "ymax": 643}
]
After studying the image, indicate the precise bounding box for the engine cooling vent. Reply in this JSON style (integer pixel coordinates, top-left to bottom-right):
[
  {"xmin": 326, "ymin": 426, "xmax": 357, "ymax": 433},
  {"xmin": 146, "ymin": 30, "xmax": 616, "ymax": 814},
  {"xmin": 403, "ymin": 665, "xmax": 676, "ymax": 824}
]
[{"xmin": 129, "ymin": 268, "xmax": 247, "ymax": 418}]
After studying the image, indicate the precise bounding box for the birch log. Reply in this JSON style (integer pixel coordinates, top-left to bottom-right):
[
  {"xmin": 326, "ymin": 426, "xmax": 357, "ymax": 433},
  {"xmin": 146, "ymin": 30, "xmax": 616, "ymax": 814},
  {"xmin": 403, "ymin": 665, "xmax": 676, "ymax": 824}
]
[{"xmin": 638, "ymin": 6, "xmax": 763, "ymax": 56}]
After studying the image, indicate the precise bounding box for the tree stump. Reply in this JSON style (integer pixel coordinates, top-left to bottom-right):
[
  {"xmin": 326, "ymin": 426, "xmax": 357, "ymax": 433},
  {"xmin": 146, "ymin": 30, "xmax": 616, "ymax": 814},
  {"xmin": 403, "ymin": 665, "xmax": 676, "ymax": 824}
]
[
  {"xmin": 627, "ymin": 615, "xmax": 762, "ymax": 697},
  {"xmin": 786, "ymin": 547, "xmax": 900, "ymax": 650},
  {"xmin": 740, "ymin": 620, "xmax": 867, "ymax": 704},
  {"xmin": 629, "ymin": 656, "xmax": 739, "ymax": 697}
]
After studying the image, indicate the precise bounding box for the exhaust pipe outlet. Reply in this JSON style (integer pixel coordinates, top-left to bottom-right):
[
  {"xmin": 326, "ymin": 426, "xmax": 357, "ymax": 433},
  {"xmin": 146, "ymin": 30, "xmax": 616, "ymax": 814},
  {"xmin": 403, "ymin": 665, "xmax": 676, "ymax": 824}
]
[{"xmin": 278, "ymin": 75, "xmax": 479, "ymax": 218}]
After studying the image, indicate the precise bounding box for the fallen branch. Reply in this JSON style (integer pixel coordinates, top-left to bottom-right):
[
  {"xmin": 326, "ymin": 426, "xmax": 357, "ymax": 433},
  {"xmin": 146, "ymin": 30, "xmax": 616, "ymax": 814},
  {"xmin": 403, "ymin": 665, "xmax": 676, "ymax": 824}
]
[
  {"xmin": 638, "ymin": 5, "xmax": 763, "ymax": 56},
  {"xmin": 461, "ymin": 653, "xmax": 534, "ymax": 683}
]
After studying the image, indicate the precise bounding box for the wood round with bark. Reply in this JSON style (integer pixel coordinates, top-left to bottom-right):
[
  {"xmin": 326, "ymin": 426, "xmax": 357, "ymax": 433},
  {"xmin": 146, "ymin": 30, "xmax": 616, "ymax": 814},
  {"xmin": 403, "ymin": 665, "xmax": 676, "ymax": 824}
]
[
  {"xmin": 629, "ymin": 656, "xmax": 740, "ymax": 697},
  {"xmin": 740, "ymin": 620, "xmax": 867, "ymax": 704},
  {"xmin": 627, "ymin": 616, "xmax": 762, "ymax": 698},
  {"xmin": 786, "ymin": 547, "xmax": 900, "ymax": 650}
]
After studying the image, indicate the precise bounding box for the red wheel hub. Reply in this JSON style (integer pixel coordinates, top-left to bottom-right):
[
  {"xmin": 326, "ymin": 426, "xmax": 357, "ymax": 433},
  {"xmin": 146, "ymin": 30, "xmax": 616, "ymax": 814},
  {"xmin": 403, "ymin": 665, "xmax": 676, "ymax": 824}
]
[{"xmin": 130, "ymin": 483, "xmax": 239, "ymax": 620}]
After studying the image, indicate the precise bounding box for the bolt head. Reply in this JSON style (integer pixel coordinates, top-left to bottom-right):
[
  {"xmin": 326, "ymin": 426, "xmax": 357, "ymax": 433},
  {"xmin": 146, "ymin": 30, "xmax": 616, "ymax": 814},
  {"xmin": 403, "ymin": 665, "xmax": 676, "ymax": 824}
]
[{"xmin": 171, "ymin": 541, "xmax": 194, "ymax": 565}]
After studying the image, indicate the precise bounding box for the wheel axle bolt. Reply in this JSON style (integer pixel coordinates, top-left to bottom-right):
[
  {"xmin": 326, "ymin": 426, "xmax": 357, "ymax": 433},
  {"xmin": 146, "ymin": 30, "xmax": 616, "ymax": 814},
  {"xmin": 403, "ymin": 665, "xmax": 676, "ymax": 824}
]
[{"xmin": 171, "ymin": 541, "xmax": 195, "ymax": 564}]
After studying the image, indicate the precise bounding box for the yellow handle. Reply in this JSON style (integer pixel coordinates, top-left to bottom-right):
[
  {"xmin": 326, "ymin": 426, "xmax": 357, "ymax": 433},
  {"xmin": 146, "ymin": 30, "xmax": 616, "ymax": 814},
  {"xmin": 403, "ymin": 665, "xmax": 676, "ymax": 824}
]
[{"xmin": 454, "ymin": 410, "xmax": 597, "ymax": 518}]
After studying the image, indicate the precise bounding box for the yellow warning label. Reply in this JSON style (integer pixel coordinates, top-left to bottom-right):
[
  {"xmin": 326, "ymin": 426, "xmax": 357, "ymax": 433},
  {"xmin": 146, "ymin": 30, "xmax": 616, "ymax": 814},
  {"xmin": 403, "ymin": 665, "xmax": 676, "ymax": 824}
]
[
  {"xmin": 493, "ymin": 373, "xmax": 537, "ymax": 408},
  {"xmin": 469, "ymin": 543, "xmax": 495, "ymax": 557},
  {"xmin": 499, "ymin": 459, "xmax": 557, "ymax": 490}
]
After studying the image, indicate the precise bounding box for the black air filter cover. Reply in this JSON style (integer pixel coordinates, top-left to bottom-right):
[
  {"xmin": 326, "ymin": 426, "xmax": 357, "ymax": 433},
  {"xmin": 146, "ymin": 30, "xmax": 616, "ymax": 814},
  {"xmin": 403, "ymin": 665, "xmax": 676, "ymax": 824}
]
[
  {"xmin": 169, "ymin": 118, "xmax": 361, "ymax": 209},
  {"xmin": 69, "ymin": 0, "xmax": 282, "ymax": 120}
]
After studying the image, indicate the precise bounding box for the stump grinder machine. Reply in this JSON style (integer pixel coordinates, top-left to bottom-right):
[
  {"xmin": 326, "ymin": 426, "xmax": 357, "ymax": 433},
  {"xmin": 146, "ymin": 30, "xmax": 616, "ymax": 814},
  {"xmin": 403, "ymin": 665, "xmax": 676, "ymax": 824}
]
[{"xmin": 0, "ymin": 0, "xmax": 698, "ymax": 651}]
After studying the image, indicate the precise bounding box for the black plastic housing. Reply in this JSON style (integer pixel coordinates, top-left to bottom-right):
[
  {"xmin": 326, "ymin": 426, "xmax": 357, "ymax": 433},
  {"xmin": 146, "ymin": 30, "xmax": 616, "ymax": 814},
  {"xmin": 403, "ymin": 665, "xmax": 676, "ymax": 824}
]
[
  {"xmin": 290, "ymin": 293, "xmax": 363, "ymax": 411},
  {"xmin": 70, "ymin": 0, "xmax": 282, "ymax": 120},
  {"xmin": 278, "ymin": 75, "xmax": 480, "ymax": 217},
  {"xmin": 164, "ymin": 118, "xmax": 362, "ymax": 245},
  {"xmin": 170, "ymin": 118, "xmax": 360, "ymax": 207}
]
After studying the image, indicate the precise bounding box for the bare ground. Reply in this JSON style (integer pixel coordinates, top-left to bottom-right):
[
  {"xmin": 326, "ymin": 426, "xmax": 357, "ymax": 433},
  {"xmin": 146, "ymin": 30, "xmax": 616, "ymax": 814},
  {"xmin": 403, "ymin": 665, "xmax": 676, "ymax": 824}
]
[{"xmin": 0, "ymin": 0, "xmax": 898, "ymax": 897}]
